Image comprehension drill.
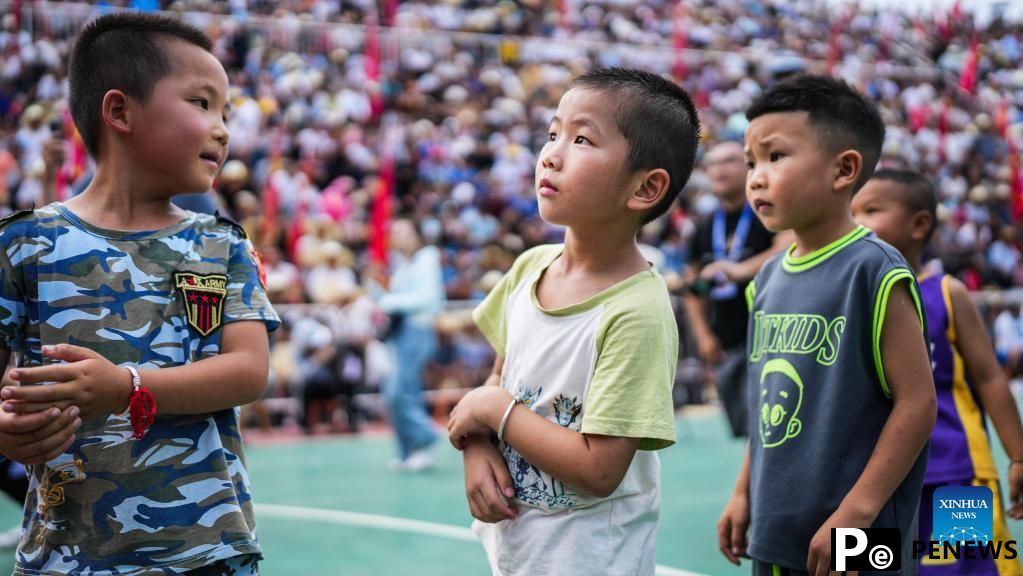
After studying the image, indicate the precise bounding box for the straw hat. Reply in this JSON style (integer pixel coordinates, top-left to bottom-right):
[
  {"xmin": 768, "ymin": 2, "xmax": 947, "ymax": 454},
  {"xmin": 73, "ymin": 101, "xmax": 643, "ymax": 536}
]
[
  {"xmin": 21, "ymin": 104, "xmax": 45, "ymax": 125},
  {"xmin": 220, "ymin": 160, "xmax": 249, "ymax": 184}
]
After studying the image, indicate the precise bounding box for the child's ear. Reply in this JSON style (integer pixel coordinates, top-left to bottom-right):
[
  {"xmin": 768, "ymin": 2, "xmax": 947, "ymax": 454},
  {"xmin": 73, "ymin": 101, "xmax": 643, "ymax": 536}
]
[
  {"xmin": 832, "ymin": 150, "xmax": 863, "ymax": 193},
  {"xmin": 627, "ymin": 168, "xmax": 670, "ymax": 212},
  {"xmin": 101, "ymin": 90, "xmax": 133, "ymax": 136},
  {"xmin": 910, "ymin": 209, "xmax": 933, "ymax": 242}
]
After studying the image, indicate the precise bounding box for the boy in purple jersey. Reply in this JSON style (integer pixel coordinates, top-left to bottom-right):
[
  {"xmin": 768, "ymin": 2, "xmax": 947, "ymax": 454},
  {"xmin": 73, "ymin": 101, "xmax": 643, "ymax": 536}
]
[{"xmin": 853, "ymin": 168, "xmax": 1023, "ymax": 575}]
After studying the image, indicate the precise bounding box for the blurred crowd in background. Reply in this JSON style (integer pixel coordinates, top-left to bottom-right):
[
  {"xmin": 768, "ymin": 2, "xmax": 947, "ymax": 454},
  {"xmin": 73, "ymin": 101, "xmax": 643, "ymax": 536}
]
[{"xmin": 2, "ymin": 0, "xmax": 1023, "ymax": 434}]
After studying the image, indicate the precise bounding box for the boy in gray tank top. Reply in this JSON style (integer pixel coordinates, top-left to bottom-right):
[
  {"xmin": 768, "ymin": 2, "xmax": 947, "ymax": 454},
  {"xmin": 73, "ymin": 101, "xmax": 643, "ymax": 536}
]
[{"xmin": 716, "ymin": 75, "xmax": 936, "ymax": 575}]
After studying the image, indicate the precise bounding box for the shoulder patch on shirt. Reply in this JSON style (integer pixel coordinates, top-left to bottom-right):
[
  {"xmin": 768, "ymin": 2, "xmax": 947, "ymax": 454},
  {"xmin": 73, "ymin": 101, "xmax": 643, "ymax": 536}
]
[
  {"xmin": 214, "ymin": 210, "xmax": 248, "ymax": 239},
  {"xmin": 175, "ymin": 272, "xmax": 228, "ymax": 336}
]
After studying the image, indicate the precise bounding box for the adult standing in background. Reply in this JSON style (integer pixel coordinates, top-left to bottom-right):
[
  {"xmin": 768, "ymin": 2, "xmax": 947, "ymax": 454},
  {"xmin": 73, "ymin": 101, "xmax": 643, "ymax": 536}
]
[
  {"xmin": 377, "ymin": 218, "xmax": 445, "ymax": 471},
  {"xmin": 683, "ymin": 141, "xmax": 789, "ymax": 437}
]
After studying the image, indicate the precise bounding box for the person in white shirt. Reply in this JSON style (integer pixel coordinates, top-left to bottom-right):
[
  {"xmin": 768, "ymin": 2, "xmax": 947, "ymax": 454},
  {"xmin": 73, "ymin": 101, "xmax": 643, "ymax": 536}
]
[{"xmin": 446, "ymin": 68, "xmax": 699, "ymax": 576}]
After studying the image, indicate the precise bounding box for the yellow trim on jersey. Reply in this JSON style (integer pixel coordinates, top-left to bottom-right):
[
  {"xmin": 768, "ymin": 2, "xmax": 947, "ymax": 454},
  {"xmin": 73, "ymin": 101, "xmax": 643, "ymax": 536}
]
[
  {"xmin": 942, "ymin": 275, "xmax": 956, "ymax": 343},
  {"xmin": 943, "ymin": 276, "xmax": 998, "ymax": 479}
]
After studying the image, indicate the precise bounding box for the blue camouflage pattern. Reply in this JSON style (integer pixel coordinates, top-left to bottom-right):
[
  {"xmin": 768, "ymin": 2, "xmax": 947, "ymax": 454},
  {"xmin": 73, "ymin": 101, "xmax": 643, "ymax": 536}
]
[{"xmin": 0, "ymin": 203, "xmax": 279, "ymax": 575}]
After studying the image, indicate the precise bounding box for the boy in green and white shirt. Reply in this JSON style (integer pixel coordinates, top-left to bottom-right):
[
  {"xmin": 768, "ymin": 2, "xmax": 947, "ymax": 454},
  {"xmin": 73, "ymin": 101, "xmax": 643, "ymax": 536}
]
[{"xmin": 446, "ymin": 68, "xmax": 701, "ymax": 576}]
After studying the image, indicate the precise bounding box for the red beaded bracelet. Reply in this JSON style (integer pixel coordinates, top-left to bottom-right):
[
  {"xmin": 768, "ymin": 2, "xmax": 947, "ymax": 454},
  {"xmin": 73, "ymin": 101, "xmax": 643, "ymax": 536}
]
[{"xmin": 125, "ymin": 367, "xmax": 156, "ymax": 439}]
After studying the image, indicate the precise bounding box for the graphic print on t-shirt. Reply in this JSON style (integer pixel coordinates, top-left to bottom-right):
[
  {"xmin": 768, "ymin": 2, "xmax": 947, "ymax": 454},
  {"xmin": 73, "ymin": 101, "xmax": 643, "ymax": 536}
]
[
  {"xmin": 749, "ymin": 312, "xmax": 847, "ymax": 366},
  {"xmin": 553, "ymin": 394, "xmax": 582, "ymax": 427},
  {"xmin": 752, "ymin": 314, "xmax": 848, "ymax": 448},
  {"xmin": 758, "ymin": 358, "xmax": 805, "ymax": 447},
  {"xmin": 501, "ymin": 380, "xmax": 583, "ymax": 509}
]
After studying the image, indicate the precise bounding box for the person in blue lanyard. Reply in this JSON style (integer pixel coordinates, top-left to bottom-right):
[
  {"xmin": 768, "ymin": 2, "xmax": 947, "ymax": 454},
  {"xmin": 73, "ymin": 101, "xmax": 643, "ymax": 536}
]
[{"xmin": 683, "ymin": 141, "xmax": 791, "ymax": 437}]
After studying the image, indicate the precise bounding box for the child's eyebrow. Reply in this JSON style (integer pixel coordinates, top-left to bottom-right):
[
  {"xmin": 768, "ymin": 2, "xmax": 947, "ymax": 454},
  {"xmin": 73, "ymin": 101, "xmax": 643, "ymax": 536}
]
[
  {"xmin": 749, "ymin": 135, "xmax": 784, "ymax": 150},
  {"xmin": 567, "ymin": 117, "xmax": 603, "ymax": 136}
]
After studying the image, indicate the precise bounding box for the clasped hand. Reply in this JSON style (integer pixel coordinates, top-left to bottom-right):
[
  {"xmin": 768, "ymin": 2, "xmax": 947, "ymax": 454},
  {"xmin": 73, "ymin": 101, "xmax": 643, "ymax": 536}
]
[
  {"xmin": 5, "ymin": 344, "xmax": 132, "ymax": 421},
  {"xmin": 447, "ymin": 387, "xmax": 512, "ymax": 450}
]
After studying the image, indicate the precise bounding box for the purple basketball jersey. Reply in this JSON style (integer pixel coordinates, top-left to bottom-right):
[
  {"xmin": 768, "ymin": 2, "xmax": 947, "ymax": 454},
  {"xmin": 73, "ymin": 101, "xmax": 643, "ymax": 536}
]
[{"xmin": 921, "ymin": 274, "xmax": 996, "ymax": 484}]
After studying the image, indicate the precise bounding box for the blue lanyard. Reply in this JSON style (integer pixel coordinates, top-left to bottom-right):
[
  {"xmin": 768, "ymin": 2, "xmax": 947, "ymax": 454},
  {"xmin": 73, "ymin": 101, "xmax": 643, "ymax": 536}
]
[{"xmin": 712, "ymin": 203, "xmax": 754, "ymax": 262}]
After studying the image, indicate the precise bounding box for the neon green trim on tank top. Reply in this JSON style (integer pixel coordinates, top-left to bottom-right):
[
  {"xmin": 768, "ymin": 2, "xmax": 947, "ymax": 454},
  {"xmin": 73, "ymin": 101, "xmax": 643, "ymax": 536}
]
[
  {"xmin": 871, "ymin": 269, "xmax": 924, "ymax": 397},
  {"xmin": 782, "ymin": 225, "xmax": 869, "ymax": 272}
]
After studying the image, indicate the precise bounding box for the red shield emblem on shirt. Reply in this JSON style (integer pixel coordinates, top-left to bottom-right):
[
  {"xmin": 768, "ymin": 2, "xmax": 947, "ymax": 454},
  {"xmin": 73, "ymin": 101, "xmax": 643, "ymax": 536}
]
[{"xmin": 175, "ymin": 272, "xmax": 228, "ymax": 336}]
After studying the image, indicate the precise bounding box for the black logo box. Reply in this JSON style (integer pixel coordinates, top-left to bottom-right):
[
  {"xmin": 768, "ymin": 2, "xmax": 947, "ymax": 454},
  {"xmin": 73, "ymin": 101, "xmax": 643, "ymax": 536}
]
[{"xmin": 831, "ymin": 528, "xmax": 901, "ymax": 571}]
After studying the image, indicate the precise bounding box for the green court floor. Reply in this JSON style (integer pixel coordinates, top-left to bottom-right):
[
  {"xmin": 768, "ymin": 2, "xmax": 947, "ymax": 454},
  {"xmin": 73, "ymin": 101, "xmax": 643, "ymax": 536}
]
[
  {"xmin": 0, "ymin": 406, "xmax": 1019, "ymax": 575},
  {"xmin": 240, "ymin": 408, "xmax": 749, "ymax": 576}
]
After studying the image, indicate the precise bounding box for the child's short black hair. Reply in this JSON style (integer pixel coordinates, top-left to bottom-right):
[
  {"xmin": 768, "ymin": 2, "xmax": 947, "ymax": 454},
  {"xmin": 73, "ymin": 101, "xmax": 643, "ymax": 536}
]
[
  {"xmin": 872, "ymin": 168, "xmax": 938, "ymax": 243},
  {"xmin": 571, "ymin": 67, "xmax": 701, "ymax": 225},
  {"xmin": 68, "ymin": 12, "xmax": 214, "ymax": 157},
  {"xmin": 746, "ymin": 74, "xmax": 885, "ymax": 192}
]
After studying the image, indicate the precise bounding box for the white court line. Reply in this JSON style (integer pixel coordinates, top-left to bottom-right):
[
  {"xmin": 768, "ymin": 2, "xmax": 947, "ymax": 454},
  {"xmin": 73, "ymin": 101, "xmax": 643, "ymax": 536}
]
[
  {"xmin": 256, "ymin": 503, "xmax": 477, "ymax": 541},
  {"xmin": 256, "ymin": 503, "xmax": 709, "ymax": 576}
]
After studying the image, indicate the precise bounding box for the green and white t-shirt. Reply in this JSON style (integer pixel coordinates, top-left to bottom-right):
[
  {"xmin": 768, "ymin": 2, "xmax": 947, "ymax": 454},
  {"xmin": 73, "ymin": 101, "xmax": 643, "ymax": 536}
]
[{"xmin": 472, "ymin": 244, "xmax": 677, "ymax": 576}]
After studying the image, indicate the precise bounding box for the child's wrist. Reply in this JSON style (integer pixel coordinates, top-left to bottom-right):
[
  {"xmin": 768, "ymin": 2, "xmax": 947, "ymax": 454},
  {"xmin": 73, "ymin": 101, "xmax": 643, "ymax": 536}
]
[
  {"xmin": 484, "ymin": 387, "xmax": 513, "ymax": 424},
  {"xmin": 836, "ymin": 496, "xmax": 880, "ymax": 527},
  {"xmin": 119, "ymin": 368, "xmax": 136, "ymax": 412}
]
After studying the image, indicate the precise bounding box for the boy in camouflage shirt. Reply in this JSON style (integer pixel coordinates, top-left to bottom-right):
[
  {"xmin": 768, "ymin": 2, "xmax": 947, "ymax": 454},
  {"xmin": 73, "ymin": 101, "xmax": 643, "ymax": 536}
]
[{"xmin": 0, "ymin": 13, "xmax": 278, "ymax": 575}]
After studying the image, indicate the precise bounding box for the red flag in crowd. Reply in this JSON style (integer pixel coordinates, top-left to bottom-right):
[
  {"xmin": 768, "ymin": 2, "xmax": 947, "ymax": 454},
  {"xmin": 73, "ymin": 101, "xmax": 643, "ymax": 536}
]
[
  {"xmin": 1009, "ymin": 131, "xmax": 1023, "ymax": 221},
  {"xmin": 382, "ymin": 0, "xmax": 397, "ymax": 26},
  {"xmin": 364, "ymin": 6, "xmax": 383, "ymax": 120},
  {"xmin": 825, "ymin": 7, "xmax": 855, "ymax": 74},
  {"xmin": 261, "ymin": 125, "xmax": 288, "ymax": 248},
  {"xmin": 959, "ymin": 36, "xmax": 980, "ymax": 95},
  {"xmin": 369, "ymin": 149, "xmax": 395, "ymax": 265},
  {"xmin": 557, "ymin": 0, "xmax": 573, "ymax": 34},
  {"xmin": 826, "ymin": 23, "xmax": 841, "ymax": 73},
  {"xmin": 261, "ymin": 168, "xmax": 279, "ymax": 245},
  {"xmin": 826, "ymin": 6, "xmax": 851, "ymax": 73},
  {"xmin": 286, "ymin": 200, "xmax": 307, "ymax": 264},
  {"xmin": 908, "ymin": 105, "xmax": 928, "ymax": 133},
  {"xmin": 672, "ymin": 1, "xmax": 688, "ymax": 82},
  {"xmin": 938, "ymin": 101, "xmax": 949, "ymax": 164},
  {"xmin": 936, "ymin": 2, "xmax": 958, "ymax": 44},
  {"xmin": 996, "ymin": 99, "xmax": 1010, "ymax": 139},
  {"xmin": 52, "ymin": 110, "xmax": 87, "ymax": 202}
]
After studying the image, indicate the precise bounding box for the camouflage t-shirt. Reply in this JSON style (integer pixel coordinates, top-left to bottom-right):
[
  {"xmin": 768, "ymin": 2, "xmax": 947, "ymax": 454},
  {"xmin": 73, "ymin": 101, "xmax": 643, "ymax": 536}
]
[{"xmin": 0, "ymin": 203, "xmax": 280, "ymax": 575}]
